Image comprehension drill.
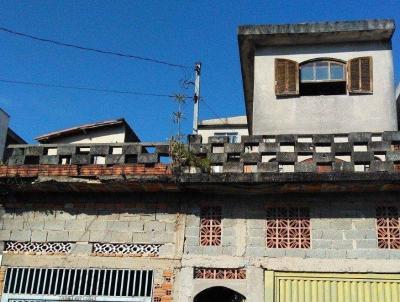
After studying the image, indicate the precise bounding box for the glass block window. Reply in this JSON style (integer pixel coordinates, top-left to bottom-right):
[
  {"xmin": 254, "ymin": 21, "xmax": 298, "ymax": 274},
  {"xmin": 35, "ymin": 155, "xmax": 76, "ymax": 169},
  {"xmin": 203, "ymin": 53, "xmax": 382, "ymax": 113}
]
[
  {"xmin": 266, "ymin": 207, "xmax": 311, "ymax": 248},
  {"xmin": 194, "ymin": 267, "xmax": 246, "ymax": 279},
  {"xmin": 377, "ymin": 207, "xmax": 400, "ymax": 249},
  {"xmin": 200, "ymin": 206, "xmax": 222, "ymax": 246}
]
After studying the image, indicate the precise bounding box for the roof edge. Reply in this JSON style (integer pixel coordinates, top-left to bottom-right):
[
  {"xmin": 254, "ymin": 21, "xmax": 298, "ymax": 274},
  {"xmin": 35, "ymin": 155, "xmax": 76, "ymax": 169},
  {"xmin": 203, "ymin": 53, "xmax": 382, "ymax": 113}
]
[
  {"xmin": 35, "ymin": 118, "xmax": 128, "ymax": 142},
  {"xmin": 238, "ymin": 19, "xmax": 395, "ymax": 37}
]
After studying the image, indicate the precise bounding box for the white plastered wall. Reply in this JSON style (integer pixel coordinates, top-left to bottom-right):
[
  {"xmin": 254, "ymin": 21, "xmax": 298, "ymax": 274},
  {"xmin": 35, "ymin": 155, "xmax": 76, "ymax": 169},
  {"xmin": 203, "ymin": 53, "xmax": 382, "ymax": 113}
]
[{"xmin": 252, "ymin": 41, "xmax": 397, "ymax": 134}]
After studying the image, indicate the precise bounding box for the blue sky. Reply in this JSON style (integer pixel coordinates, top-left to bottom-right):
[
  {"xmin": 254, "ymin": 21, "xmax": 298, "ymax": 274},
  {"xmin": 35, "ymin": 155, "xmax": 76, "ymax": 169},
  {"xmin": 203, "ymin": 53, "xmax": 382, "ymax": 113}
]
[{"xmin": 0, "ymin": 1, "xmax": 399, "ymax": 143}]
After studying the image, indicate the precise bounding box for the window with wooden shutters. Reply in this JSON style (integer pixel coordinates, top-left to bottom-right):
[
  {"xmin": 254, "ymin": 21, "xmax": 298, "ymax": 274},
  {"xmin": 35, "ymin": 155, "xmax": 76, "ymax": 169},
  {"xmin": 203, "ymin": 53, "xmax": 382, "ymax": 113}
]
[
  {"xmin": 299, "ymin": 59, "xmax": 347, "ymax": 95},
  {"xmin": 275, "ymin": 59, "xmax": 299, "ymax": 96},
  {"xmin": 348, "ymin": 56, "xmax": 373, "ymax": 94}
]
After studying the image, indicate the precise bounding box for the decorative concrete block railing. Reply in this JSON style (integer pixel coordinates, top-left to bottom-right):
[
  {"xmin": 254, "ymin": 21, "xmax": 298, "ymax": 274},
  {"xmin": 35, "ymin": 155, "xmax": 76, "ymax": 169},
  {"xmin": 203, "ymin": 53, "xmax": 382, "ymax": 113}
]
[
  {"xmin": 4, "ymin": 131, "xmax": 400, "ymax": 174},
  {"xmin": 188, "ymin": 131, "xmax": 400, "ymax": 173},
  {"xmin": 5, "ymin": 142, "xmax": 170, "ymax": 166}
]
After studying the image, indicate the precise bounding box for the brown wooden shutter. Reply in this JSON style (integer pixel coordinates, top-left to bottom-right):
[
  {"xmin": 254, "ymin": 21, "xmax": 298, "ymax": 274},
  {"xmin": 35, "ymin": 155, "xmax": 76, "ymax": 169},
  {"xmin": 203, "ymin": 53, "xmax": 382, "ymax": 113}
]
[
  {"xmin": 275, "ymin": 59, "xmax": 299, "ymax": 96},
  {"xmin": 348, "ymin": 56, "xmax": 373, "ymax": 94}
]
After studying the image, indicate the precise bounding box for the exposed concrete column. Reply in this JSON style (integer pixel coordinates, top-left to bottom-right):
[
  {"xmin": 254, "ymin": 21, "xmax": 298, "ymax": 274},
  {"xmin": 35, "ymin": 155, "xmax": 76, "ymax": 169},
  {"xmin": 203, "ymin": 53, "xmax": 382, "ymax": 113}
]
[
  {"xmin": 174, "ymin": 201, "xmax": 187, "ymax": 259},
  {"xmin": 247, "ymin": 266, "xmax": 265, "ymax": 302},
  {"xmin": 175, "ymin": 266, "xmax": 194, "ymax": 302}
]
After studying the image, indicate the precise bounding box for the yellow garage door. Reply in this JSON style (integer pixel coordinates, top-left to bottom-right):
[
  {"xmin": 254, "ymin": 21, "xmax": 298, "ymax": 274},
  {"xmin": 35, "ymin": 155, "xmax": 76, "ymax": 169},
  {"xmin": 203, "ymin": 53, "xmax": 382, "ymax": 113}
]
[{"xmin": 265, "ymin": 271, "xmax": 400, "ymax": 302}]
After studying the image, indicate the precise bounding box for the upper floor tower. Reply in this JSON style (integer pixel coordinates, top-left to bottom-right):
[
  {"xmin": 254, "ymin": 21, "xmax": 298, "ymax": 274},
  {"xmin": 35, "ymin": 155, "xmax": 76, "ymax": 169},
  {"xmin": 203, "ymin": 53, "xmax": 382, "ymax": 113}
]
[{"xmin": 238, "ymin": 19, "xmax": 396, "ymax": 135}]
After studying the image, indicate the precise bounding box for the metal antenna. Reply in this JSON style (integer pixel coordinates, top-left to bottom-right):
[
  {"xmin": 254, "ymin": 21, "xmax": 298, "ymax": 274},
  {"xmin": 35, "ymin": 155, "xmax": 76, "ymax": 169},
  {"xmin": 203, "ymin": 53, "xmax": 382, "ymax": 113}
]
[
  {"xmin": 192, "ymin": 63, "xmax": 201, "ymax": 133},
  {"xmin": 172, "ymin": 94, "xmax": 186, "ymax": 142}
]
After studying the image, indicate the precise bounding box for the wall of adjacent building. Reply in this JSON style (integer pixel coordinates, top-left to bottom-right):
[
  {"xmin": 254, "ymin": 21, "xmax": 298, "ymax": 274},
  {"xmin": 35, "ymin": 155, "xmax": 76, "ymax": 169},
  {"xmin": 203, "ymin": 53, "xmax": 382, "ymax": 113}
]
[
  {"xmin": 42, "ymin": 125, "xmax": 127, "ymax": 144},
  {"xmin": 197, "ymin": 127, "xmax": 249, "ymax": 143},
  {"xmin": 252, "ymin": 41, "xmax": 397, "ymax": 135},
  {"xmin": 0, "ymin": 109, "xmax": 9, "ymax": 161}
]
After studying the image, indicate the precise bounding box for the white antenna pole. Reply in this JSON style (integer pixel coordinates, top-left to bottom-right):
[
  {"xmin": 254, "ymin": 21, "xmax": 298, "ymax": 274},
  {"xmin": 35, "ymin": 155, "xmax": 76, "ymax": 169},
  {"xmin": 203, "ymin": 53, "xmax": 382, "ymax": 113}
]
[{"xmin": 193, "ymin": 62, "xmax": 201, "ymax": 133}]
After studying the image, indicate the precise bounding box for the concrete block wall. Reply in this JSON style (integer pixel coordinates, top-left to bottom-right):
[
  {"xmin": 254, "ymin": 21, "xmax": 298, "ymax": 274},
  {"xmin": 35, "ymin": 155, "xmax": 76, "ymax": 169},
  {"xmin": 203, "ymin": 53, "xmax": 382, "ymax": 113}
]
[
  {"xmin": 247, "ymin": 194, "xmax": 400, "ymax": 259},
  {"xmin": 184, "ymin": 201, "xmax": 247, "ymax": 256},
  {"xmin": 182, "ymin": 192, "xmax": 400, "ymax": 260},
  {"xmin": 0, "ymin": 193, "xmax": 180, "ymax": 259},
  {"xmin": 3, "ymin": 191, "xmax": 400, "ymax": 263}
]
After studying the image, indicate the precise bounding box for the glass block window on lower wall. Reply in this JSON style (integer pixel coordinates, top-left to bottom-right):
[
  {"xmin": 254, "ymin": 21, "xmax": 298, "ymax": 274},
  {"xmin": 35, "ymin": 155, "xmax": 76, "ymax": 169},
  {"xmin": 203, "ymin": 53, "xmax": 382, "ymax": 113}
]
[
  {"xmin": 194, "ymin": 267, "xmax": 246, "ymax": 279},
  {"xmin": 266, "ymin": 207, "xmax": 311, "ymax": 248},
  {"xmin": 4, "ymin": 241, "xmax": 72, "ymax": 255},
  {"xmin": 92, "ymin": 243, "xmax": 161, "ymax": 257},
  {"xmin": 200, "ymin": 206, "xmax": 222, "ymax": 246},
  {"xmin": 377, "ymin": 207, "xmax": 400, "ymax": 249}
]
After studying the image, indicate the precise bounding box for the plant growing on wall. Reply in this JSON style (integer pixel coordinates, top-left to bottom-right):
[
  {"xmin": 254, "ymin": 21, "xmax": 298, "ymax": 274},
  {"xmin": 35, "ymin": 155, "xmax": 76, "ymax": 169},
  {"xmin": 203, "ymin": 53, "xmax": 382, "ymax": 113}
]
[
  {"xmin": 169, "ymin": 93, "xmax": 210, "ymax": 172},
  {"xmin": 169, "ymin": 140, "xmax": 210, "ymax": 172}
]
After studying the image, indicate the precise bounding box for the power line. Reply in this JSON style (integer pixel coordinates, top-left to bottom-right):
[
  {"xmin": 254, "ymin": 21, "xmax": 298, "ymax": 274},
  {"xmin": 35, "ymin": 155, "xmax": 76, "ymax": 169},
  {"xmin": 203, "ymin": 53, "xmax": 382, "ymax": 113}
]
[
  {"xmin": 0, "ymin": 78, "xmax": 192, "ymax": 99},
  {"xmin": 0, "ymin": 26, "xmax": 190, "ymax": 69},
  {"xmin": 200, "ymin": 98, "xmax": 231, "ymax": 125}
]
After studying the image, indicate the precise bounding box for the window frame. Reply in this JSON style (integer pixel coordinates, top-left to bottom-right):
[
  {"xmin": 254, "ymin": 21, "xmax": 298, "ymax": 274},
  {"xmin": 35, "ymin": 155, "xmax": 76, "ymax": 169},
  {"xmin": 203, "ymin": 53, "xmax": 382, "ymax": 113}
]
[
  {"xmin": 214, "ymin": 132, "xmax": 239, "ymax": 143},
  {"xmin": 300, "ymin": 60, "xmax": 346, "ymax": 83}
]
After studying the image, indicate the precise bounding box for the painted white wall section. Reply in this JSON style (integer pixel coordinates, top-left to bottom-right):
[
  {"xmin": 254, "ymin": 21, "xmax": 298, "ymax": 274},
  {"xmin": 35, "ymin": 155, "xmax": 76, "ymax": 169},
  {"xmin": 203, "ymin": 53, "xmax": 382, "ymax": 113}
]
[
  {"xmin": 46, "ymin": 126, "xmax": 126, "ymax": 144},
  {"xmin": 252, "ymin": 41, "xmax": 397, "ymax": 134}
]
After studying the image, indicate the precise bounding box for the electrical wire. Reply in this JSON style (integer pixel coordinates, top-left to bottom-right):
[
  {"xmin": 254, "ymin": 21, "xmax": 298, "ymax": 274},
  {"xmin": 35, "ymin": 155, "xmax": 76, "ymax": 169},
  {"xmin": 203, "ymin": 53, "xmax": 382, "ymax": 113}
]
[
  {"xmin": 200, "ymin": 98, "xmax": 231, "ymax": 125},
  {"xmin": 0, "ymin": 26, "xmax": 191, "ymax": 69},
  {"xmin": 0, "ymin": 78, "xmax": 192, "ymax": 99}
]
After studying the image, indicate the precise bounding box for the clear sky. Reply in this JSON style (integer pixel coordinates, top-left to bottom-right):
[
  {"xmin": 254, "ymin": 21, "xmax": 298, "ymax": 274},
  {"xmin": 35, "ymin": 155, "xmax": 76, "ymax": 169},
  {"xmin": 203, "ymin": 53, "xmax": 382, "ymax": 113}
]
[{"xmin": 0, "ymin": 1, "xmax": 399, "ymax": 143}]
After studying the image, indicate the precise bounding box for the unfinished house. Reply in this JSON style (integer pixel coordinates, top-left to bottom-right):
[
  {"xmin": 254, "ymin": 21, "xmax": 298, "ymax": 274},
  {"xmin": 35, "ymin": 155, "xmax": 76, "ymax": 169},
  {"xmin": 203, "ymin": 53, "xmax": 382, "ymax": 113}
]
[{"xmin": 1, "ymin": 19, "xmax": 400, "ymax": 302}]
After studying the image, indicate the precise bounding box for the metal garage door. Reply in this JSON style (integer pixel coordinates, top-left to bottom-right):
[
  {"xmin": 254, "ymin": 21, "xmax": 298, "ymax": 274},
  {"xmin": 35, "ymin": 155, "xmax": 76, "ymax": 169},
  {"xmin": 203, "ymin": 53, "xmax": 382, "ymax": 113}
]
[
  {"xmin": 2, "ymin": 267, "xmax": 153, "ymax": 302},
  {"xmin": 265, "ymin": 271, "xmax": 400, "ymax": 302}
]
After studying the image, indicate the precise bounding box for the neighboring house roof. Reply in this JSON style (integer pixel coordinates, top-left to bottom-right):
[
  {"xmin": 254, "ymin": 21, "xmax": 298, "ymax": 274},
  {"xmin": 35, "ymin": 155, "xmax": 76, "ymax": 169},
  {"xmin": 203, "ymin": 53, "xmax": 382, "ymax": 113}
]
[
  {"xmin": 6, "ymin": 128, "xmax": 26, "ymax": 145},
  {"xmin": 237, "ymin": 19, "xmax": 395, "ymax": 133},
  {"xmin": 198, "ymin": 116, "xmax": 248, "ymax": 129},
  {"xmin": 0, "ymin": 108, "xmax": 10, "ymax": 118},
  {"xmin": 35, "ymin": 118, "xmax": 140, "ymax": 143}
]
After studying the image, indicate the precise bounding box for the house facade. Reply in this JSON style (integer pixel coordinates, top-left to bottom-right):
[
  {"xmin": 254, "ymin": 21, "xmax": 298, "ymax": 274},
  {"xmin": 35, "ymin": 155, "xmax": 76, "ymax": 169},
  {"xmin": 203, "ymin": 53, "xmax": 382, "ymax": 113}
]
[
  {"xmin": 1, "ymin": 19, "xmax": 400, "ymax": 302},
  {"xmin": 239, "ymin": 19, "xmax": 397, "ymax": 135},
  {"xmin": 36, "ymin": 118, "xmax": 140, "ymax": 144}
]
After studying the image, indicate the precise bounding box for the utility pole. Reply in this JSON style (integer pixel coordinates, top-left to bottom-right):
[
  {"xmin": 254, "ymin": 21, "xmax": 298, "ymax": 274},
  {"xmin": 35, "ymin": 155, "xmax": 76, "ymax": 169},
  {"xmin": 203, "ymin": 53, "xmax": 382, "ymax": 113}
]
[{"xmin": 192, "ymin": 62, "xmax": 201, "ymax": 133}]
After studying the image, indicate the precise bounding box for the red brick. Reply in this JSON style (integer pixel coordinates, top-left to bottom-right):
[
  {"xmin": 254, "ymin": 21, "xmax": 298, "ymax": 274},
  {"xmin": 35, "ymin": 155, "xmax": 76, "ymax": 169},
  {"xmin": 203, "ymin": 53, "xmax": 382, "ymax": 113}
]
[
  {"xmin": 163, "ymin": 270, "xmax": 173, "ymax": 278},
  {"xmin": 161, "ymin": 283, "xmax": 172, "ymax": 290}
]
